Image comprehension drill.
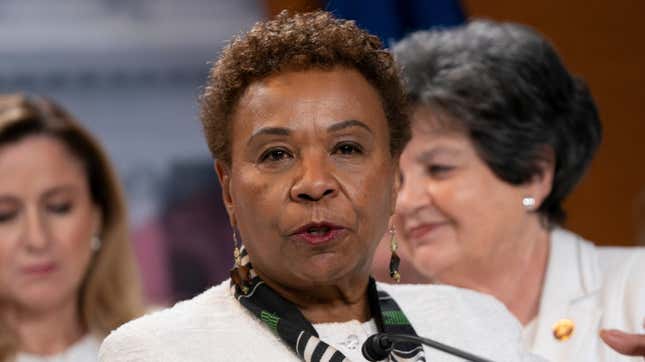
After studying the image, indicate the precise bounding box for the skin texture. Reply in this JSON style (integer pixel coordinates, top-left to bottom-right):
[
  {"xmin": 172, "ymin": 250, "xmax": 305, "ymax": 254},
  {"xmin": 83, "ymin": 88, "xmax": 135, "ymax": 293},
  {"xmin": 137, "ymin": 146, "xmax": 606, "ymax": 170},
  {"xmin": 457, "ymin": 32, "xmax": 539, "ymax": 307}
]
[
  {"xmin": 215, "ymin": 67, "xmax": 398, "ymax": 323},
  {"xmin": 394, "ymin": 106, "xmax": 552, "ymax": 325},
  {"xmin": 0, "ymin": 135, "xmax": 100, "ymax": 354}
]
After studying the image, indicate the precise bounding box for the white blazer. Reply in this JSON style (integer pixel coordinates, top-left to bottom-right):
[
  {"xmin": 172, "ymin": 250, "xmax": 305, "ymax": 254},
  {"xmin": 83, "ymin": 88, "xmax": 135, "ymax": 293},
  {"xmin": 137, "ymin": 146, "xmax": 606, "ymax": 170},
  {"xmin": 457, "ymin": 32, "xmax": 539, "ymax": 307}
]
[
  {"xmin": 526, "ymin": 228, "xmax": 645, "ymax": 361},
  {"xmin": 100, "ymin": 281, "xmax": 544, "ymax": 361}
]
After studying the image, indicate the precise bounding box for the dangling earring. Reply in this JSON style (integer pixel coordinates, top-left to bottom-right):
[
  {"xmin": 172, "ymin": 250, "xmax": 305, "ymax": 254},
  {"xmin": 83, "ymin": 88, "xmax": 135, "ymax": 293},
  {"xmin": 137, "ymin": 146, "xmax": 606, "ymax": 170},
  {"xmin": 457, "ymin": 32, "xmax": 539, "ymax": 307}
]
[
  {"xmin": 522, "ymin": 196, "xmax": 536, "ymax": 210},
  {"xmin": 91, "ymin": 235, "xmax": 102, "ymax": 252},
  {"xmin": 229, "ymin": 229, "xmax": 250, "ymax": 294},
  {"xmin": 388, "ymin": 227, "xmax": 401, "ymax": 283}
]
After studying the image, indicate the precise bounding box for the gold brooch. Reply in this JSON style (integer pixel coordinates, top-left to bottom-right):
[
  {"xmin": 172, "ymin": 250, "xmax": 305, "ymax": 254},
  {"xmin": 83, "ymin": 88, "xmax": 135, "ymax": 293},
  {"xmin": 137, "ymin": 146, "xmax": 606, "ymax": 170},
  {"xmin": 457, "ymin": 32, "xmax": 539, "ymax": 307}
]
[{"xmin": 552, "ymin": 319, "xmax": 575, "ymax": 341}]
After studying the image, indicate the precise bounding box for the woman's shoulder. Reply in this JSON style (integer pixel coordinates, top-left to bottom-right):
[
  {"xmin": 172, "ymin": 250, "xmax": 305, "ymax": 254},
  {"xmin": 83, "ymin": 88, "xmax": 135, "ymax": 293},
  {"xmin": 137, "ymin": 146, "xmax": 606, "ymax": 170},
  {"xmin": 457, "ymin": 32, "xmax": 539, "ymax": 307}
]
[
  {"xmin": 596, "ymin": 244, "xmax": 645, "ymax": 287},
  {"xmin": 98, "ymin": 281, "xmax": 246, "ymax": 361},
  {"xmin": 378, "ymin": 281, "xmax": 506, "ymax": 308},
  {"xmin": 553, "ymin": 228, "xmax": 645, "ymax": 284},
  {"xmin": 114, "ymin": 281, "xmax": 235, "ymax": 329},
  {"xmin": 377, "ymin": 282, "xmax": 518, "ymax": 326},
  {"xmin": 552, "ymin": 229, "xmax": 645, "ymax": 324}
]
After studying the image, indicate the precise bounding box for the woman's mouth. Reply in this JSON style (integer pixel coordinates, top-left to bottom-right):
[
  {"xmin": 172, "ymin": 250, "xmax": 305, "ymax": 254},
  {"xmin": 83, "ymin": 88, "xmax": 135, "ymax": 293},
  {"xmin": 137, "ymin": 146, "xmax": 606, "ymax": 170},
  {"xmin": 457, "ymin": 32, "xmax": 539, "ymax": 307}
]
[
  {"xmin": 405, "ymin": 222, "xmax": 446, "ymax": 242},
  {"xmin": 21, "ymin": 262, "xmax": 57, "ymax": 277},
  {"xmin": 290, "ymin": 222, "xmax": 347, "ymax": 245}
]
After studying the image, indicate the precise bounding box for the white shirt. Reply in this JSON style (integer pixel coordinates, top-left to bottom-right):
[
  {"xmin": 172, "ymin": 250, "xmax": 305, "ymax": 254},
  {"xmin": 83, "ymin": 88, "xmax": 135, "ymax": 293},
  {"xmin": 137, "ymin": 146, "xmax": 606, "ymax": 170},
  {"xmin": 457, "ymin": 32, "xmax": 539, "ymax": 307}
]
[
  {"xmin": 16, "ymin": 335, "xmax": 100, "ymax": 362},
  {"xmin": 99, "ymin": 280, "xmax": 545, "ymax": 361},
  {"xmin": 525, "ymin": 228, "xmax": 645, "ymax": 361}
]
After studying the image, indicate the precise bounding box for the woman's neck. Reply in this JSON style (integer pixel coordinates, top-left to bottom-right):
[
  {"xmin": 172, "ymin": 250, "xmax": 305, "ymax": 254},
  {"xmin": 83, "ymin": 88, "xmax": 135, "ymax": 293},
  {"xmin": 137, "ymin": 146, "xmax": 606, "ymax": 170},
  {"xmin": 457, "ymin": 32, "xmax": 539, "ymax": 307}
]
[
  {"xmin": 260, "ymin": 272, "xmax": 372, "ymax": 324},
  {"xmin": 437, "ymin": 225, "xmax": 551, "ymax": 326},
  {"xmin": 6, "ymin": 299, "xmax": 85, "ymax": 356}
]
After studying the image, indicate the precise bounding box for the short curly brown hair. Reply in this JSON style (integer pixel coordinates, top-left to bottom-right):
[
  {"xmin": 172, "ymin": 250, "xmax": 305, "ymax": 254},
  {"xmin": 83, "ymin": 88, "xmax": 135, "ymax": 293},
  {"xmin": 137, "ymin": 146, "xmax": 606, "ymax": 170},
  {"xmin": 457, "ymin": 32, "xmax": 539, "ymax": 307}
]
[{"xmin": 200, "ymin": 10, "xmax": 409, "ymax": 165}]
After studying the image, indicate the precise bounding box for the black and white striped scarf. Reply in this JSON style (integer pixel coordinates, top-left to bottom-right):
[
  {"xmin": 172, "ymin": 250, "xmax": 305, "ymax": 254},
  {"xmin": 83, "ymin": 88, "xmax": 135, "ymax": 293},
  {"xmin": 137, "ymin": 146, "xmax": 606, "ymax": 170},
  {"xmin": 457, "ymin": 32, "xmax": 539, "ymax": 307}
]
[{"xmin": 231, "ymin": 248, "xmax": 426, "ymax": 362}]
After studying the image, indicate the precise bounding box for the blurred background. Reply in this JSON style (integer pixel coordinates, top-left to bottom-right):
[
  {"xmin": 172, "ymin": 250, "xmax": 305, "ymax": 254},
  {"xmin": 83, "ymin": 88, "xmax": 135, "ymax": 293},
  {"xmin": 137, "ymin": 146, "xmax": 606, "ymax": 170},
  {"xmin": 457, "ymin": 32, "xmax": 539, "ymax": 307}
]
[{"xmin": 1, "ymin": 0, "xmax": 643, "ymax": 306}]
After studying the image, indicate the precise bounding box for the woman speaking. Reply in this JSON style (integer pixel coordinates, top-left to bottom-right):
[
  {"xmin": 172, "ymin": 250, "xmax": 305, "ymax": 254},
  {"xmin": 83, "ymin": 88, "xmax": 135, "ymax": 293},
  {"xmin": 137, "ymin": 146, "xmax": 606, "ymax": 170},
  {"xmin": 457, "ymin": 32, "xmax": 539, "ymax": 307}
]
[{"xmin": 99, "ymin": 12, "xmax": 542, "ymax": 362}]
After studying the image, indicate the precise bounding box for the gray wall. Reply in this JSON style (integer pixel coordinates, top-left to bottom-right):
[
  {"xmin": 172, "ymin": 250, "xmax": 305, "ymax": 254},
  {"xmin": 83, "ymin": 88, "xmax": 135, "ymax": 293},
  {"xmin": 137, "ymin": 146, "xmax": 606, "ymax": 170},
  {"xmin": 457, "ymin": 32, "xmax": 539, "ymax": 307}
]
[{"xmin": 0, "ymin": 0, "xmax": 262, "ymax": 223}]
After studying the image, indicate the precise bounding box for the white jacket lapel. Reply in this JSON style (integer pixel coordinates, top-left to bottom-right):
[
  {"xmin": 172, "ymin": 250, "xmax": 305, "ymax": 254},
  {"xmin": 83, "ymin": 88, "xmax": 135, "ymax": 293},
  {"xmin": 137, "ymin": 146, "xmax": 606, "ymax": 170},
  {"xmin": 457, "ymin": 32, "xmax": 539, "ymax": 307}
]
[{"xmin": 530, "ymin": 229, "xmax": 603, "ymax": 360}]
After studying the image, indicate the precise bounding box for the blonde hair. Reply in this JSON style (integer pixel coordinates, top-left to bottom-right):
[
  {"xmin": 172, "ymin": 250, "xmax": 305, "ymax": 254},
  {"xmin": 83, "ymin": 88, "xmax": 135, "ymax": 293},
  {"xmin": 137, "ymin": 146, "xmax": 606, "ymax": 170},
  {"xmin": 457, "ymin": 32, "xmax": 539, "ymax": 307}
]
[{"xmin": 0, "ymin": 94, "xmax": 143, "ymax": 361}]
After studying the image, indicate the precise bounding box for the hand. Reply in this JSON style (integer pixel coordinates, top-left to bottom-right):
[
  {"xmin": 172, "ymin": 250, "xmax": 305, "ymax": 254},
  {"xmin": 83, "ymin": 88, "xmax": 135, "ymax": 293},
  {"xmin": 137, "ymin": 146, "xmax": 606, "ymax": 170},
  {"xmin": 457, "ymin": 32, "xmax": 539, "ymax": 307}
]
[{"xmin": 600, "ymin": 328, "xmax": 645, "ymax": 358}]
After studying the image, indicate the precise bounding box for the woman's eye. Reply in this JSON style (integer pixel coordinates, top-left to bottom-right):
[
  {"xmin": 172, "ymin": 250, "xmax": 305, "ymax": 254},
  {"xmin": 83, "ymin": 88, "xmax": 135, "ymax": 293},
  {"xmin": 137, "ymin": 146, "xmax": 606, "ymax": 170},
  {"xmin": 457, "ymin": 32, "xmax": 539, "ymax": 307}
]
[
  {"xmin": 0, "ymin": 210, "xmax": 17, "ymax": 223},
  {"xmin": 334, "ymin": 142, "xmax": 363, "ymax": 155},
  {"xmin": 427, "ymin": 165, "xmax": 454, "ymax": 175},
  {"xmin": 47, "ymin": 203, "xmax": 73, "ymax": 214},
  {"xmin": 260, "ymin": 148, "xmax": 292, "ymax": 163}
]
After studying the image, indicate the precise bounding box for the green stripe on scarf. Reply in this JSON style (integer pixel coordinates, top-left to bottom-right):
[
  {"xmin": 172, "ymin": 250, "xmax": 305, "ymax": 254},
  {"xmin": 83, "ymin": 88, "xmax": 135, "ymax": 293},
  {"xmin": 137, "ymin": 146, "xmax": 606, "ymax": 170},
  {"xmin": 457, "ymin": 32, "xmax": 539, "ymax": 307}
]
[
  {"xmin": 260, "ymin": 310, "xmax": 280, "ymax": 331},
  {"xmin": 383, "ymin": 310, "xmax": 410, "ymax": 325}
]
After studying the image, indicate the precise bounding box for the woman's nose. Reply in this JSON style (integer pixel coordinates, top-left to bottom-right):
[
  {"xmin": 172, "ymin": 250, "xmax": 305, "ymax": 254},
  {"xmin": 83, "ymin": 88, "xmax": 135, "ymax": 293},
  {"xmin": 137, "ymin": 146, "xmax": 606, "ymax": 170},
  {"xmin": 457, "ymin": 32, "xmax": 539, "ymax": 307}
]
[
  {"xmin": 23, "ymin": 208, "xmax": 50, "ymax": 252},
  {"xmin": 396, "ymin": 173, "xmax": 429, "ymax": 216},
  {"xmin": 290, "ymin": 154, "xmax": 338, "ymax": 202}
]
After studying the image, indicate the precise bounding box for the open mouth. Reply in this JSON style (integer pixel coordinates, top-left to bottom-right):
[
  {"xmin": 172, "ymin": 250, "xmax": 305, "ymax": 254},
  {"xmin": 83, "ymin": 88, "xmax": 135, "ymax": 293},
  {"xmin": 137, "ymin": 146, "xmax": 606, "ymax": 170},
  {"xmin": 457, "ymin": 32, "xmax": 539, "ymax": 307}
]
[
  {"xmin": 306, "ymin": 225, "xmax": 331, "ymax": 235},
  {"xmin": 291, "ymin": 222, "xmax": 346, "ymax": 245}
]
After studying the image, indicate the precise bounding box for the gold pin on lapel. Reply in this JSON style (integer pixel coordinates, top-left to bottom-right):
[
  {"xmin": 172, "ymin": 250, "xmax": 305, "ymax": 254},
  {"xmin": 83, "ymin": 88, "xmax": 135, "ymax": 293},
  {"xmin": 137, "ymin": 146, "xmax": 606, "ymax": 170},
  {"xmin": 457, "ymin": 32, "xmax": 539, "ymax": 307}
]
[{"xmin": 552, "ymin": 319, "xmax": 575, "ymax": 341}]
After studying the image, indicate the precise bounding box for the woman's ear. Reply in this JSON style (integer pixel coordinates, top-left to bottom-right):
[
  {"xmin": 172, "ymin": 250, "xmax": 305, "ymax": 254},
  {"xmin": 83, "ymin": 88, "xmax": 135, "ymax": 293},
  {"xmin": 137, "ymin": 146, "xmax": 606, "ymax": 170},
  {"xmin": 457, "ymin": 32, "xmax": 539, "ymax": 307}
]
[
  {"xmin": 92, "ymin": 205, "xmax": 103, "ymax": 237},
  {"xmin": 214, "ymin": 159, "xmax": 236, "ymax": 226},
  {"xmin": 530, "ymin": 147, "xmax": 556, "ymax": 206},
  {"xmin": 390, "ymin": 162, "xmax": 401, "ymax": 216}
]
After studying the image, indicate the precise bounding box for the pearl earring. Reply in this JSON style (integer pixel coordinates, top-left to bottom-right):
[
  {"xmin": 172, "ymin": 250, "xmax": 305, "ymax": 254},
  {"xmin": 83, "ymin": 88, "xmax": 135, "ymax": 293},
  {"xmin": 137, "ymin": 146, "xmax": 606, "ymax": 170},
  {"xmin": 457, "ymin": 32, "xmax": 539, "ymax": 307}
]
[
  {"xmin": 522, "ymin": 196, "xmax": 536, "ymax": 210},
  {"xmin": 91, "ymin": 235, "xmax": 102, "ymax": 252}
]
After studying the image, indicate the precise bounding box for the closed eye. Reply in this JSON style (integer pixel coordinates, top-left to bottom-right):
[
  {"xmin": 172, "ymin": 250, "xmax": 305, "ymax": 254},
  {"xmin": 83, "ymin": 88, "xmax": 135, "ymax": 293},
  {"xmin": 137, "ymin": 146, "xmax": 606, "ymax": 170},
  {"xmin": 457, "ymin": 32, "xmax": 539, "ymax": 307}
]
[
  {"xmin": 427, "ymin": 164, "xmax": 454, "ymax": 176},
  {"xmin": 47, "ymin": 202, "xmax": 73, "ymax": 215},
  {"xmin": 0, "ymin": 210, "xmax": 17, "ymax": 223}
]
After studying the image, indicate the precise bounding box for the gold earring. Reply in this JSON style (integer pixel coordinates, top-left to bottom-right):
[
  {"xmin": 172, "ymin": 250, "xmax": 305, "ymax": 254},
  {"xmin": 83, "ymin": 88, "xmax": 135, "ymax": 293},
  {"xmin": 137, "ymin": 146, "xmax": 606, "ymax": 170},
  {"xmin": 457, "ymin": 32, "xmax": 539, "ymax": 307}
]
[
  {"xmin": 389, "ymin": 227, "xmax": 401, "ymax": 283},
  {"xmin": 229, "ymin": 230, "xmax": 250, "ymax": 294}
]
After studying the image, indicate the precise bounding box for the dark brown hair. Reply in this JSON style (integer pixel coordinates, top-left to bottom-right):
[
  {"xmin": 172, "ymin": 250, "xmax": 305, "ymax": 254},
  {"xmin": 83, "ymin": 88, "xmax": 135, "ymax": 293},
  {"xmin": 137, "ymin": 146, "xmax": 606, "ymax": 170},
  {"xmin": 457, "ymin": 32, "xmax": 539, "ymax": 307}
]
[
  {"xmin": 394, "ymin": 20, "xmax": 602, "ymax": 225},
  {"xmin": 200, "ymin": 10, "xmax": 409, "ymax": 165}
]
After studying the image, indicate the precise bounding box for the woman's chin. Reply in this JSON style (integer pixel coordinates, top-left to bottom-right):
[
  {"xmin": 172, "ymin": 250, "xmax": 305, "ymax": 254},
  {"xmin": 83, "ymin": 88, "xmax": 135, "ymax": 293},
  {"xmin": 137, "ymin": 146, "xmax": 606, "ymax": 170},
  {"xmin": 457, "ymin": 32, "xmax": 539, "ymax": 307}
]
[
  {"xmin": 13, "ymin": 288, "xmax": 75, "ymax": 312},
  {"xmin": 411, "ymin": 245, "xmax": 459, "ymax": 280},
  {"xmin": 293, "ymin": 260, "xmax": 363, "ymax": 286}
]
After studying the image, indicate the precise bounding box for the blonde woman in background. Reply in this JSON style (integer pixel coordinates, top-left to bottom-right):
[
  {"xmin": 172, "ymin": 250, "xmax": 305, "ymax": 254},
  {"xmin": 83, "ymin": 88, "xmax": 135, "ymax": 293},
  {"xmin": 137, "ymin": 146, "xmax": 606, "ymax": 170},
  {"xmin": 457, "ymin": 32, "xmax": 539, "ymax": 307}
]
[{"xmin": 0, "ymin": 94, "xmax": 143, "ymax": 362}]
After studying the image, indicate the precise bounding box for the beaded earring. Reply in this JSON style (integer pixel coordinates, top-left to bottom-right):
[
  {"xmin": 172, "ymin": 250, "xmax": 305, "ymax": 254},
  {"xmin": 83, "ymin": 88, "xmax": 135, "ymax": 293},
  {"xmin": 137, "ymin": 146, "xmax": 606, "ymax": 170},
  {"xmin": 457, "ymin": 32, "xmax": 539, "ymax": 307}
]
[
  {"xmin": 229, "ymin": 230, "xmax": 250, "ymax": 294},
  {"xmin": 389, "ymin": 227, "xmax": 401, "ymax": 283}
]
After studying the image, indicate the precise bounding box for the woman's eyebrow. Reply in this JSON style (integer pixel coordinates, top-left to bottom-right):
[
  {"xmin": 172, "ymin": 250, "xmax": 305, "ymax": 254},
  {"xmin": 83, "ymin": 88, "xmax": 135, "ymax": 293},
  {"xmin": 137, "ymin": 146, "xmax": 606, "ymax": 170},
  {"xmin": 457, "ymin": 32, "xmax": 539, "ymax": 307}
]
[
  {"xmin": 43, "ymin": 185, "xmax": 77, "ymax": 199},
  {"xmin": 247, "ymin": 127, "xmax": 291, "ymax": 145},
  {"xmin": 327, "ymin": 119, "xmax": 372, "ymax": 134},
  {"xmin": 248, "ymin": 120, "xmax": 373, "ymax": 145},
  {"xmin": 417, "ymin": 148, "xmax": 463, "ymax": 162},
  {"xmin": 0, "ymin": 195, "xmax": 19, "ymax": 204}
]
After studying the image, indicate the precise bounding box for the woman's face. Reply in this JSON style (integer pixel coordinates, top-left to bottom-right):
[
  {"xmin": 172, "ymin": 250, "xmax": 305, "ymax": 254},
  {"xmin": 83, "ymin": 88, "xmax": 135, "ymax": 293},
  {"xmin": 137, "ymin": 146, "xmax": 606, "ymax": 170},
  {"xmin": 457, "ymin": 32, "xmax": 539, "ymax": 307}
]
[
  {"xmin": 0, "ymin": 135, "xmax": 99, "ymax": 312},
  {"xmin": 216, "ymin": 67, "xmax": 397, "ymax": 289},
  {"xmin": 395, "ymin": 106, "xmax": 547, "ymax": 283}
]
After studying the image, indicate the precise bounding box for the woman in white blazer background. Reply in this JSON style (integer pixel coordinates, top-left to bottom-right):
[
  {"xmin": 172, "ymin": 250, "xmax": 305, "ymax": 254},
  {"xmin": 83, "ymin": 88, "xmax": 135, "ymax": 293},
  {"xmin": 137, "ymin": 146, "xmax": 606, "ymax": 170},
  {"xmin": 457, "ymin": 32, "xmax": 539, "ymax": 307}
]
[{"xmin": 389, "ymin": 20, "xmax": 645, "ymax": 361}]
